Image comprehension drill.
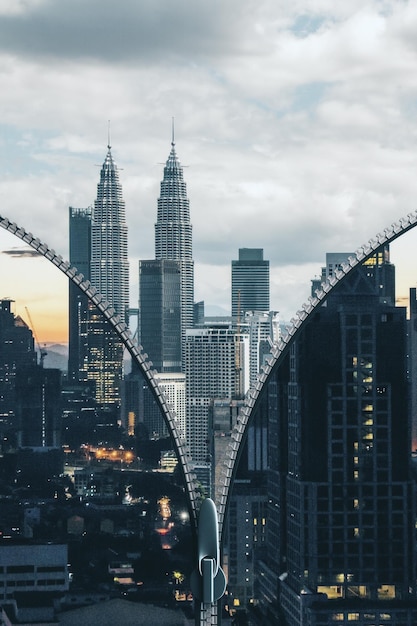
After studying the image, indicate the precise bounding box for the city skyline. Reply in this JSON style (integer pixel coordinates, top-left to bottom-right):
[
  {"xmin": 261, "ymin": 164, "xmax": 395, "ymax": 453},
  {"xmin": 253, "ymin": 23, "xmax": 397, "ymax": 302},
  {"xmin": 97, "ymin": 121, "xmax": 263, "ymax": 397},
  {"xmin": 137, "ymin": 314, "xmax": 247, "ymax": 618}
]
[
  {"xmin": 1, "ymin": 2, "xmax": 417, "ymax": 336},
  {"xmin": 0, "ymin": 210, "xmax": 416, "ymax": 345}
]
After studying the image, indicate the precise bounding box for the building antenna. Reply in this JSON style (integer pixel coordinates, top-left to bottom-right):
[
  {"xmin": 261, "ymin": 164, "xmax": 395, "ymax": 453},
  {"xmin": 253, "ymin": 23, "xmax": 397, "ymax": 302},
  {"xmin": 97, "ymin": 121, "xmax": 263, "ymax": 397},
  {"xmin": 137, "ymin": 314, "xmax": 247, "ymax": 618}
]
[
  {"xmin": 108, "ymin": 119, "xmax": 111, "ymax": 150},
  {"xmin": 171, "ymin": 116, "xmax": 175, "ymax": 146}
]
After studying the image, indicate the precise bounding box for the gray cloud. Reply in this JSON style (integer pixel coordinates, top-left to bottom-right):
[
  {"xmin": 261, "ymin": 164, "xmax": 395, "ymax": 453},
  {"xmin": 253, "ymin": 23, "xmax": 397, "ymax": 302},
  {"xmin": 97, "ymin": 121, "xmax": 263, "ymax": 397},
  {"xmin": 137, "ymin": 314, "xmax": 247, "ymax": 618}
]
[
  {"xmin": 1, "ymin": 1, "xmax": 417, "ymax": 323},
  {"xmin": 0, "ymin": 0, "xmax": 244, "ymax": 63}
]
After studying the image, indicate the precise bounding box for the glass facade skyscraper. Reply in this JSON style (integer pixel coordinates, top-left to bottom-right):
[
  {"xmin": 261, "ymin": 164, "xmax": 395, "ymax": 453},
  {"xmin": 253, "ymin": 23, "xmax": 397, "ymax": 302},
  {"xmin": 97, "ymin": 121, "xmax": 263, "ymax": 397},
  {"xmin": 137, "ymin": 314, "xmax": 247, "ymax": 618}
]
[
  {"xmin": 91, "ymin": 146, "xmax": 129, "ymax": 322},
  {"xmin": 185, "ymin": 326, "xmax": 249, "ymax": 466},
  {"xmin": 155, "ymin": 138, "xmax": 193, "ymax": 368},
  {"xmin": 231, "ymin": 248, "xmax": 269, "ymax": 323},
  {"xmin": 138, "ymin": 259, "xmax": 181, "ymax": 373},
  {"xmin": 68, "ymin": 146, "xmax": 129, "ymax": 407}
]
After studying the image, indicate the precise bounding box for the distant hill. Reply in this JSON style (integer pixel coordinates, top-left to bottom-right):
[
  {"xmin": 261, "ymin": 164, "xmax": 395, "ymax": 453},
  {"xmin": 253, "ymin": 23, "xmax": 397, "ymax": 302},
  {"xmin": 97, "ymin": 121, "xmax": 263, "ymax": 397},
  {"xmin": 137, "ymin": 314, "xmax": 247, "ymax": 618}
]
[
  {"xmin": 40, "ymin": 344, "xmax": 133, "ymax": 374},
  {"xmin": 205, "ymin": 304, "xmax": 230, "ymax": 316},
  {"xmin": 41, "ymin": 344, "xmax": 68, "ymax": 371}
]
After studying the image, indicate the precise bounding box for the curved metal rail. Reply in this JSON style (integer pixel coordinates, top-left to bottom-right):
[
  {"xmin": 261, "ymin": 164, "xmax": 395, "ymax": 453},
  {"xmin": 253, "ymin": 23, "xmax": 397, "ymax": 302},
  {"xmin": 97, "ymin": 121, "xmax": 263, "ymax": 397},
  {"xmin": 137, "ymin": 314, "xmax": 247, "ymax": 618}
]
[
  {"xmin": 3, "ymin": 209, "xmax": 417, "ymax": 626},
  {"xmin": 0, "ymin": 214, "xmax": 200, "ymax": 527},
  {"xmin": 216, "ymin": 210, "xmax": 417, "ymax": 538}
]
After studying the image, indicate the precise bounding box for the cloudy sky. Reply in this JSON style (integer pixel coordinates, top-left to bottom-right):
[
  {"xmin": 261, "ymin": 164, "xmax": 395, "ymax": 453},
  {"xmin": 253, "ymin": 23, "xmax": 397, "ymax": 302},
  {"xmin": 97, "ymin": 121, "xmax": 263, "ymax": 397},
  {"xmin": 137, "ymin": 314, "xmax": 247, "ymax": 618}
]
[{"xmin": 1, "ymin": 0, "xmax": 417, "ymax": 342}]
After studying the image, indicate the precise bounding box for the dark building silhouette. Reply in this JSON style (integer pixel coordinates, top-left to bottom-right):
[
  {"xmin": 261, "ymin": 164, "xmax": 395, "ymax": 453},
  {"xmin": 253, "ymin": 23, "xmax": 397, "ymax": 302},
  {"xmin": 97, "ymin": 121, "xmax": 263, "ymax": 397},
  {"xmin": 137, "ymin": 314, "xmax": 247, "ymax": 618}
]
[
  {"xmin": 0, "ymin": 299, "xmax": 36, "ymax": 439},
  {"xmin": 225, "ymin": 402, "xmax": 268, "ymax": 608},
  {"xmin": 409, "ymin": 287, "xmax": 417, "ymax": 452},
  {"xmin": 257, "ymin": 246, "xmax": 417, "ymax": 624},
  {"xmin": 68, "ymin": 207, "xmax": 91, "ymax": 382},
  {"xmin": 17, "ymin": 367, "xmax": 62, "ymax": 448},
  {"xmin": 0, "ymin": 299, "xmax": 62, "ymax": 449}
]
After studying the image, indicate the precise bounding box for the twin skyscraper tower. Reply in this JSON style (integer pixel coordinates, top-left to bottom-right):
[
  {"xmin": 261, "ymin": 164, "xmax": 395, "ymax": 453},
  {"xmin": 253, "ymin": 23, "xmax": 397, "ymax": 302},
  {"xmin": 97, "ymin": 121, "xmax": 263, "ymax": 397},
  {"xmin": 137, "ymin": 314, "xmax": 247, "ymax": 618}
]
[
  {"xmin": 68, "ymin": 134, "xmax": 272, "ymax": 477},
  {"xmin": 68, "ymin": 133, "xmax": 194, "ymax": 415},
  {"xmin": 139, "ymin": 136, "xmax": 194, "ymax": 373}
]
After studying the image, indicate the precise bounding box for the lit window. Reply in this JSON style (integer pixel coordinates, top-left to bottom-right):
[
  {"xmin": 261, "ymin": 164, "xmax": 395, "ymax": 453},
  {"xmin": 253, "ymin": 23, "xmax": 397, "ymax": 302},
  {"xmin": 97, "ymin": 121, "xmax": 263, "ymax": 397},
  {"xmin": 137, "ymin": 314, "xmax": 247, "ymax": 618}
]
[{"xmin": 378, "ymin": 585, "xmax": 395, "ymax": 599}]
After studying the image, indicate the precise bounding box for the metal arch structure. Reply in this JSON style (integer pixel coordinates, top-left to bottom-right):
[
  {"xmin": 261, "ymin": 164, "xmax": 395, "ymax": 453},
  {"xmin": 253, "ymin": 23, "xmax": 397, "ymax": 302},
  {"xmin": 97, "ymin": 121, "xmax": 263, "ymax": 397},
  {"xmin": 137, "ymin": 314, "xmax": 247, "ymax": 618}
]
[
  {"xmin": 216, "ymin": 210, "xmax": 417, "ymax": 539},
  {"xmin": 0, "ymin": 214, "xmax": 200, "ymax": 529},
  {"xmin": 3, "ymin": 209, "xmax": 417, "ymax": 620}
]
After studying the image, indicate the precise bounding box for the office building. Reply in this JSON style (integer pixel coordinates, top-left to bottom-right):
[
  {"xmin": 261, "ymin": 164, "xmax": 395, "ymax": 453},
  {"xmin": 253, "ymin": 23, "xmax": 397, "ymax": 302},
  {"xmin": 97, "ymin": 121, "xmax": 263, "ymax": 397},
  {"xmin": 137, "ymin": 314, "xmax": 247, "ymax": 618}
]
[
  {"xmin": 16, "ymin": 367, "xmax": 62, "ymax": 448},
  {"xmin": 257, "ymin": 246, "xmax": 417, "ymax": 624},
  {"xmin": 245, "ymin": 310, "xmax": 280, "ymax": 390},
  {"xmin": 0, "ymin": 299, "xmax": 36, "ymax": 437},
  {"xmin": 0, "ymin": 541, "xmax": 69, "ymax": 622},
  {"xmin": 68, "ymin": 207, "xmax": 91, "ymax": 382},
  {"xmin": 224, "ymin": 383, "xmax": 269, "ymax": 610},
  {"xmin": 138, "ymin": 259, "xmax": 181, "ymax": 373},
  {"xmin": 226, "ymin": 482, "xmax": 268, "ymax": 610},
  {"xmin": 231, "ymin": 248, "xmax": 269, "ymax": 323},
  {"xmin": 123, "ymin": 369, "xmax": 185, "ymax": 443},
  {"xmin": 313, "ymin": 248, "xmax": 395, "ymax": 304},
  {"xmin": 0, "ymin": 299, "xmax": 61, "ymax": 448},
  {"xmin": 194, "ymin": 300, "xmax": 205, "ymax": 326},
  {"xmin": 155, "ymin": 372, "xmax": 186, "ymax": 440},
  {"xmin": 185, "ymin": 326, "xmax": 249, "ymax": 472},
  {"xmin": 224, "ymin": 408, "xmax": 269, "ymax": 610},
  {"xmin": 154, "ymin": 135, "xmax": 194, "ymax": 368},
  {"xmin": 409, "ymin": 288, "xmax": 417, "ymax": 452}
]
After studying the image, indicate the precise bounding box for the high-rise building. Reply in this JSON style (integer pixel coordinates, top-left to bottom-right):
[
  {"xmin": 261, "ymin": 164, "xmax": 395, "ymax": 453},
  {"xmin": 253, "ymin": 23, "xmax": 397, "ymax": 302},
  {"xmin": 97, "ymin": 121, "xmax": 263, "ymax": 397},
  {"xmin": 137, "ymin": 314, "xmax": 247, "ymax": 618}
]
[
  {"xmin": 68, "ymin": 207, "xmax": 91, "ymax": 382},
  {"xmin": 257, "ymin": 247, "xmax": 417, "ymax": 624},
  {"xmin": 155, "ymin": 135, "xmax": 193, "ymax": 368},
  {"xmin": 91, "ymin": 145, "xmax": 129, "ymax": 322},
  {"xmin": 155, "ymin": 372, "xmax": 186, "ymax": 439},
  {"xmin": 231, "ymin": 248, "xmax": 269, "ymax": 323},
  {"xmin": 0, "ymin": 299, "xmax": 62, "ymax": 448},
  {"xmin": 138, "ymin": 259, "xmax": 181, "ymax": 373},
  {"xmin": 409, "ymin": 288, "xmax": 417, "ymax": 452},
  {"xmin": 0, "ymin": 299, "xmax": 36, "ymax": 441},
  {"xmin": 226, "ymin": 480, "xmax": 268, "ymax": 609},
  {"xmin": 244, "ymin": 310, "xmax": 280, "ymax": 390},
  {"xmin": 185, "ymin": 326, "xmax": 249, "ymax": 471},
  {"xmin": 17, "ymin": 367, "xmax": 62, "ymax": 448},
  {"xmin": 224, "ymin": 398, "xmax": 269, "ymax": 610},
  {"xmin": 68, "ymin": 145, "xmax": 129, "ymax": 408},
  {"xmin": 313, "ymin": 248, "xmax": 395, "ymax": 304}
]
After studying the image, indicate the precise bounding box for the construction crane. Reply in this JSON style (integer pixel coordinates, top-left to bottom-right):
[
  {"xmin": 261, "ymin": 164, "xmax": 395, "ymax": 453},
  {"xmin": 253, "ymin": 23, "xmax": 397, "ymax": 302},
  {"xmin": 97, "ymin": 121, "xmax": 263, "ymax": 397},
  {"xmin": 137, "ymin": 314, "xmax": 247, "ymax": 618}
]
[{"xmin": 25, "ymin": 307, "xmax": 48, "ymax": 367}]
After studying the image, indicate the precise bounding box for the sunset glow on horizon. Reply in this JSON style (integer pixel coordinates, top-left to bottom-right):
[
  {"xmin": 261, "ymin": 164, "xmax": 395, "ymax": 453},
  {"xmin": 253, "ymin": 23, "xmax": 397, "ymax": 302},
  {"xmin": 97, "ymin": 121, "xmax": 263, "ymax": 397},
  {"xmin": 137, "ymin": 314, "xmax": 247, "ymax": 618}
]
[
  {"xmin": 0, "ymin": 229, "xmax": 68, "ymax": 344},
  {"xmin": 1, "ymin": 215, "xmax": 417, "ymax": 347}
]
